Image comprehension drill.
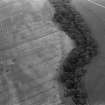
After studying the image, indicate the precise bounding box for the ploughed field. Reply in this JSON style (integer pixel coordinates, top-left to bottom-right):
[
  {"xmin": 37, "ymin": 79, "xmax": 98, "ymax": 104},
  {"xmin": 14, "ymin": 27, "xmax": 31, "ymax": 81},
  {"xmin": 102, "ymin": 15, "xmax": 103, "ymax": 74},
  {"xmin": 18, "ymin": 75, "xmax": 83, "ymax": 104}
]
[{"xmin": 0, "ymin": 1, "xmax": 73, "ymax": 105}]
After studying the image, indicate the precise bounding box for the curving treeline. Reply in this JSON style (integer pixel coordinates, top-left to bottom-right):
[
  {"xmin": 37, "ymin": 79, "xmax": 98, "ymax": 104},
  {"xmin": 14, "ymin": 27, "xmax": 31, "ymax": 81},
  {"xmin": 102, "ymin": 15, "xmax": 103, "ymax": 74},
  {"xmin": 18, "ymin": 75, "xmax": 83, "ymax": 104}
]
[{"xmin": 50, "ymin": 0, "xmax": 99, "ymax": 105}]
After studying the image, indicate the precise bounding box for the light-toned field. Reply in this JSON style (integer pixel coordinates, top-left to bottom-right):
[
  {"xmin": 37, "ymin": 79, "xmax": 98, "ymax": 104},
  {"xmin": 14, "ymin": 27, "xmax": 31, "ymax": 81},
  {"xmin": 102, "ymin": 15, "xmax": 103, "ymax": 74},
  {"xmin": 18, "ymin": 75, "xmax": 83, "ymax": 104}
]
[{"xmin": 0, "ymin": 0, "xmax": 74, "ymax": 105}]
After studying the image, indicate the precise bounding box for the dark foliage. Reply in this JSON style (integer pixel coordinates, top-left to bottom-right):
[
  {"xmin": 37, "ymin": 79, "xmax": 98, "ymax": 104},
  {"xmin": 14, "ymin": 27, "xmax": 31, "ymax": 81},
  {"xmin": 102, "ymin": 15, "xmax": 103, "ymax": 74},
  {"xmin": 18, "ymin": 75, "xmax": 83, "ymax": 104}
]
[{"xmin": 50, "ymin": 0, "xmax": 98, "ymax": 105}]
